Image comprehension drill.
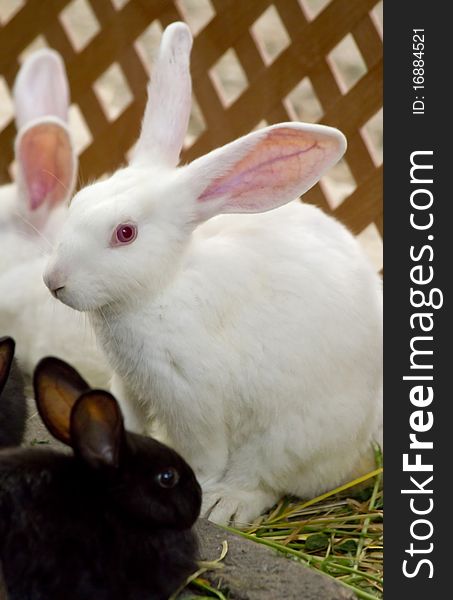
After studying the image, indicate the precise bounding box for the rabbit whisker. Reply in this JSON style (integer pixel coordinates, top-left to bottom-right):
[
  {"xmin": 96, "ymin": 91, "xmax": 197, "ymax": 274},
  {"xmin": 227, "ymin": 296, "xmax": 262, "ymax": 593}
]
[
  {"xmin": 12, "ymin": 211, "xmax": 53, "ymax": 250},
  {"xmin": 41, "ymin": 169, "xmax": 70, "ymax": 195}
]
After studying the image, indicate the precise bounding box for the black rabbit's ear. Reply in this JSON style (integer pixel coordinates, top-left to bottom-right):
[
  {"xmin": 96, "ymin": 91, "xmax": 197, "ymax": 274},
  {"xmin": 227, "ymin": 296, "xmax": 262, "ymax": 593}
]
[
  {"xmin": 70, "ymin": 391, "xmax": 124, "ymax": 469},
  {"xmin": 0, "ymin": 337, "xmax": 15, "ymax": 396},
  {"xmin": 33, "ymin": 357, "xmax": 90, "ymax": 445}
]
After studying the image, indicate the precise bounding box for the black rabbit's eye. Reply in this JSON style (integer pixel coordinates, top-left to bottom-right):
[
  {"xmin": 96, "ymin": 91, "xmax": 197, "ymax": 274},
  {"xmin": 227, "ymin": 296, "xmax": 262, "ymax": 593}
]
[{"xmin": 156, "ymin": 467, "xmax": 180, "ymax": 488}]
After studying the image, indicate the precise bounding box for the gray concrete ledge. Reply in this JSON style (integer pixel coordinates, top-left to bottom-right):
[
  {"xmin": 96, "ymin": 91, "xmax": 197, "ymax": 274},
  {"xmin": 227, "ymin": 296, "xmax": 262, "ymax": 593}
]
[{"xmin": 193, "ymin": 519, "xmax": 357, "ymax": 600}]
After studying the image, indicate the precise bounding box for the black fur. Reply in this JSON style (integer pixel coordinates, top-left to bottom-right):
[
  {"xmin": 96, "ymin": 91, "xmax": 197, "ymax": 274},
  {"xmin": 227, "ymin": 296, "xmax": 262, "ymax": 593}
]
[
  {"xmin": 0, "ymin": 359, "xmax": 202, "ymax": 600},
  {"xmin": 0, "ymin": 437, "xmax": 201, "ymax": 599},
  {"xmin": 0, "ymin": 337, "xmax": 26, "ymax": 449}
]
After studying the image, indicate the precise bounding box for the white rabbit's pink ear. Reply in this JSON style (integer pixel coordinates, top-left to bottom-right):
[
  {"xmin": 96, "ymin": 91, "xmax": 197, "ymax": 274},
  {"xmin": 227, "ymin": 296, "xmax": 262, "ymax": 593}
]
[
  {"xmin": 13, "ymin": 48, "xmax": 69, "ymax": 129},
  {"xmin": 15, "ymin": 121, "xmax": 76, "ymax": 211},
  {"xmin": 13, "ymin": 49, "xmax": 76, "ymax": 211},
  {"xmin": 184, "ymin": 123, "xmax": 347, "ymax": 222},
  {"xmin": 131, "ymin": 22, "xmax": 192, "ymax": 168}
]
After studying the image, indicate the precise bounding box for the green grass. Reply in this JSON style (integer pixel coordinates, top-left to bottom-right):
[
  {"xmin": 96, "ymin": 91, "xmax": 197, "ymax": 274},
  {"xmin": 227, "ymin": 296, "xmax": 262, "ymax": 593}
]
[
  {"xmin": 179, "ymin": 450, "xmax": 383, "ymax": 599},
  {"xmin": 230, "ymin": 450, "xmax": 383, "ymax": 599}
]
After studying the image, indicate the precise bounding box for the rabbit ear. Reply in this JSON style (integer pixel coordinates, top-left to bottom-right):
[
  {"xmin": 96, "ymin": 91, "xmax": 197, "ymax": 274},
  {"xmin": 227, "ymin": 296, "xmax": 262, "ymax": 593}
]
[
  {"xmin": 183, "ymin": 123, "xmax": 347, "ymax": 222},
  {"xmin": 13, "ymin": 49, "xmax": 77, "ymax": 212},
  {"xmin": 70, "ymin": 391, "xmax": 124, "ymax": 469},
  {"xmin": 33, "ymin": 357, "xmax": 90, "ymax": 445},
  {"xmin": 15, "ymin": 122, "xmax": 77, "ymax": 211},
  {"xmin": 14, "ymin": 48, "xmax": 69, "ymax": 129},
  {"xmin": 0, "ymin": 337, "xmax": 15, "ymax": 396},
  {"xmin": 132, "ymin": 22, "xmax": 193, "ymax": 168}
]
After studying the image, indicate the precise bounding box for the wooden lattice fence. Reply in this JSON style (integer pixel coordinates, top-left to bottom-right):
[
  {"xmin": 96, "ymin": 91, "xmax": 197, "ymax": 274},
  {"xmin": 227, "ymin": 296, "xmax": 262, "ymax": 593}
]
[{"xmin": 0, "ymin": 0, "xmax": 382, "ymax": 267}]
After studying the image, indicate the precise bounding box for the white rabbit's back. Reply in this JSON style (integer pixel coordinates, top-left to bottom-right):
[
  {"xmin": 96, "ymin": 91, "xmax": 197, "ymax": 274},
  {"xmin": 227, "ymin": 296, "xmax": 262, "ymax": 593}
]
[
  {"xmin": 0, "ymin": 182, "xmax": 66, "ymax": 273},
  {"xmin": 0, "ymin": 222, "xmax": 40, "ymax": 276}
]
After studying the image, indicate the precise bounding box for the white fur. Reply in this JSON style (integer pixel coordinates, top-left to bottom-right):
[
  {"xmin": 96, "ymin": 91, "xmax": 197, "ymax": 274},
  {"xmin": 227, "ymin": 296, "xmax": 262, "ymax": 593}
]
[
  {"xmin": 0, "ymin": 50, "xmax": 111, "ymax": 388},
  {"xmin": 0, "ymin": 258, "xmax": 111, "ymax": 387},
  {"xmin": 132, "ymin": 22, "xmax": 192, "ymax": 168},
  {"xmin": 1, "ymin": 50, "xmax": 74, "ymax": 250},
  {"xmin": 14, "ymin": 48, "xmax": 69, "ymax": 130},
  {"xmin": 44, "ymin": 23, "xmax": 382, "ymax": 525},
  {"xmin": 9, "ymin": 49, "xmax": 77, "ymax": 230}
]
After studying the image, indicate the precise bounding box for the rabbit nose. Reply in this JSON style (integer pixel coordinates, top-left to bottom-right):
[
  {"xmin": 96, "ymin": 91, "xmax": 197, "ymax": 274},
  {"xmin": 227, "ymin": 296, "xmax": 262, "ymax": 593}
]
[
  {"xmin": 43, "ymin": 269, "xmax": 66, "ymax": 297},
  {"xmin": 52, "ymin": 286, "xmax": 65, "ymax": 299}
]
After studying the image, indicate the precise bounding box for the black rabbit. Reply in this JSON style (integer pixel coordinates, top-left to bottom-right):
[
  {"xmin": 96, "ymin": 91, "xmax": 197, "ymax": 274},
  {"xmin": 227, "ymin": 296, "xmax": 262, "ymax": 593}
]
[
  {"xmin": 0, "ymin": 357, "xmax": 201, "ymax": 600},
  {"xmin": 0, "ymin": 336, "xmax": 26, "ymax": 449}
]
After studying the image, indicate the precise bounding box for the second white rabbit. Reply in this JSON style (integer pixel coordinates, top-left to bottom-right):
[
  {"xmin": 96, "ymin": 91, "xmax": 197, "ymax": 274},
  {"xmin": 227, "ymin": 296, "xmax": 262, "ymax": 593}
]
[{"xmin": 0, "ymin": 49, "xmax": 111, "ymax": 387}]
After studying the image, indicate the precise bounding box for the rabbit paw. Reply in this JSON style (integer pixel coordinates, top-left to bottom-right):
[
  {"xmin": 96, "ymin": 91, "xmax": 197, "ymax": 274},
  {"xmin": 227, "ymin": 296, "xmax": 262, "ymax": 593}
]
[{"xmin": 201, "ymin": 486, "xmax": 277, "ymax": 526}]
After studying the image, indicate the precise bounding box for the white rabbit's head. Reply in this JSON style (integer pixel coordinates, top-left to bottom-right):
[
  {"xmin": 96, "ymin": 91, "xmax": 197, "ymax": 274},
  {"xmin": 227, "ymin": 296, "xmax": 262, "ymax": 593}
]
[
  {"xmin": 13, "ymin": 48, "xmax": 77, "ymax": 228},
  {"xmin": 44, "ymin": 22, "xmax": 346, "ymax": 312}
]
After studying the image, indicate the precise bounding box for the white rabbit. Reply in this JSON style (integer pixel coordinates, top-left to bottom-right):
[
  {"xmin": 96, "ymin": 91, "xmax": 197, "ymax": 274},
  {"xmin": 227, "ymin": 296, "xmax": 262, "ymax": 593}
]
[
  {"xmin": 0, "ymin": 49, "xmax": 111, "ymax": 388},
  {"xmin": 44, "ymin": 22, "xmax": 383, "ymax": 526}
]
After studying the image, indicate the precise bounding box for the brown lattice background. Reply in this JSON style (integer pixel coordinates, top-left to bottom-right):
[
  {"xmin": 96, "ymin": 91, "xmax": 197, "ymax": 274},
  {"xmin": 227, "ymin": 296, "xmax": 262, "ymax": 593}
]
[{"xmin": 0, "ymin": 0, "xmax": 382, "ymax": 269}]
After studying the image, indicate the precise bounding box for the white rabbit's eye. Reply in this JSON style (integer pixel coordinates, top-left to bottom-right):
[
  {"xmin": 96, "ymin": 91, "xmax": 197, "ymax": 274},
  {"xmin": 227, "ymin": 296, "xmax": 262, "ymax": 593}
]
[
  {"xmin": 111, "ymin": 223, "xmax": 137, "ymax": 246},
  {"xmin": 156, "ymin": 467, "xmax": 180, "ymax": 488}
]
